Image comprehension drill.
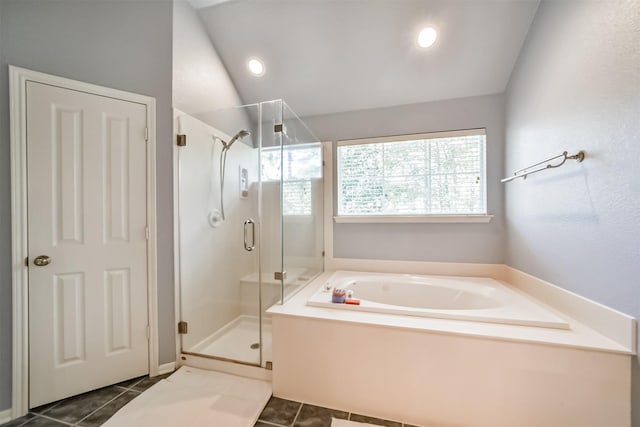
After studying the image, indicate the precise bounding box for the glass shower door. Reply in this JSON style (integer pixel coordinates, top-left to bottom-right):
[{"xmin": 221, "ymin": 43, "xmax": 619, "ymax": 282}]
[
  {"xmin": 176, "ymin": 104, "xmax": 266, "ymax": 366},
  {"xmin": 279, "ymin": 102, "xmax": 324, "ymax": 302},
  {"xmin": 175, "ymin": 100, "xmax": 320, "ymax": 370},
  {"xmin": 259, "ymin": 100, "xmax": 323, "ymax": 309}
]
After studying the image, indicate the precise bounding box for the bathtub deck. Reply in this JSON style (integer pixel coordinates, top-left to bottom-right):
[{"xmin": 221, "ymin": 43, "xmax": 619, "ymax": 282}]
[
  {"xmin": 268, "ymin": 271, "xmax": 633, "ymax": 427},
  {"xmin": 270, "ymin": 271, "xmax": 631, "ymax": 355}
]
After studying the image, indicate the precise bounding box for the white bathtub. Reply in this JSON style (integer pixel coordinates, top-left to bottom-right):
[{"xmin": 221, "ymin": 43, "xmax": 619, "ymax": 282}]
[
  {"xmin": 273, "ymin": 268, "xmax": 633, "ymax": 426},
  {"xmin": 306, "ymin": 270, "xmax": 570, "ymax": 329}
]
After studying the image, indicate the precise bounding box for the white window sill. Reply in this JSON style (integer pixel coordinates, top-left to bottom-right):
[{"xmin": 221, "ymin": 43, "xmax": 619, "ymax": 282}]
[{"xmin": 333, "ymin": 215, "xmax": 494, "ymax": 224}]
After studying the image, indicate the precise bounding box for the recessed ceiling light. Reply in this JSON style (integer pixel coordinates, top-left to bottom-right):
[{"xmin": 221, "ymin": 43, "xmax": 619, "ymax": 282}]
[
  {"xmin": 417, "ymin": 27, "xmax": 437, "ymax": 48},
  {"xmin": 247, "ymin": 57, "xmax": 265, "ymax": 76}
]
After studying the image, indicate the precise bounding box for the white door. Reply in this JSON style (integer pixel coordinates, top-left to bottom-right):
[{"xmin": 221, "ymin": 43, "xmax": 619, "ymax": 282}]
[{"xmin": 27, "ymin": 81, "xmax": 149, "ymax": 407}]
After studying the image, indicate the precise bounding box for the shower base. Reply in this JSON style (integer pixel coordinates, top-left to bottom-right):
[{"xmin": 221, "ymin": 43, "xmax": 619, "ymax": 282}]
[{"xmin": 188, "ymin": 315, "xmax": 272, "ymax": 367}]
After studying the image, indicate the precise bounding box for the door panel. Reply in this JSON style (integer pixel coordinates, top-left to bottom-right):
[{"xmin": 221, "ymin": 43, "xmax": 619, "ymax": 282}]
[
  {"xmin": 53, "ymin": 105, "xmax": 84, "ymax": 245},
  {"xmin": 104, "ymin": 114, "xmax": 132, "ymax": 243},
  {"xmin": 104, "ymin": 268, "xmax": 132, "ymax": 354},
  {"xmin": 53, "ymin": 273, "xmax": 86, "ymax": 366},
  {"xmin": 27, "ymin": 81, "xmax": 149, "ymax": 407}
]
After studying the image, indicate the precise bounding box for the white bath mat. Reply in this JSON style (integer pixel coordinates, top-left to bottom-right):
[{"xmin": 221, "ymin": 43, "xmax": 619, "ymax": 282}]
[
  {"xmin": 102, "ymin": 366, "xmax": 271, "ymax": 427},
  {"xmin": 331, "ymin": 418, "xmax": 381, "ymax": 427}
]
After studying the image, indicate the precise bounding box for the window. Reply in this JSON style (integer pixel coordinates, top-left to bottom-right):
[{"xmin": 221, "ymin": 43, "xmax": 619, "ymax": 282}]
[
  {"xmin": 261, "ymin": 143, "xmax": 322, "ymax": 215},
  {"xmin": 336, "ymin": 129, "xmax": 487, "ymax": 219}
]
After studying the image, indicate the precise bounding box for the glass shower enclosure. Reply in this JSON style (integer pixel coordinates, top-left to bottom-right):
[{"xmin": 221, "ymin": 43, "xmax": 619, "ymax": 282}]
[{"xmin": 176, "ymin": 100, "xmax": 323, "ymax": 368}]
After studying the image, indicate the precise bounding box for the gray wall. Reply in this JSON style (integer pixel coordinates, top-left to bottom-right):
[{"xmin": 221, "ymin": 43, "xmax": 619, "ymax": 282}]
[
  {"xmin": 303, "ymin": 94, "xmax": 505, "ymax": 263},
  {"xmin": 173, "ymin": 0, "xmax": 244, "ymax": 115},
  {"xmin": 504, "ymin": 0, "xmax": 640, "ymax": 423},
  {"xmin": 0, "ymin": 0, "xmax": 174, "ymax": 411}
]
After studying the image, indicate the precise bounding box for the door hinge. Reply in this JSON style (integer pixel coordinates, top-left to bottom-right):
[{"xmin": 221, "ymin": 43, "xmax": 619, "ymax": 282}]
[
  {"xmin": 178, "ymin": 321, "xmax": 188, "ymax": 334},
  {"xmin": 322, "ymin": 251, "xmax": 325, "ymax": 257},
  {"xmin": 274, "ymin": 271, "xmax": 287, "ymax": 281},
  {"xmin": 177, "ymin": 134, "xmax": 186, "ymax": 146},
  {"xmin": 145, "ymin": 226, "xmax": 149, "ymax": 240},
  {"xmin": 146, "ymin": 325, "xmax": 151, "ymax": 341},
  {"xmin": 274, "ymin": 124, "xmax": 283, "ymax": 133},
  {"xmin": 144, "ymin": 127, "xmax": 149, "ymax": 142},
  {"xmin": 24, "ymin": 257, "xmax": 29, "ymax": 267}
]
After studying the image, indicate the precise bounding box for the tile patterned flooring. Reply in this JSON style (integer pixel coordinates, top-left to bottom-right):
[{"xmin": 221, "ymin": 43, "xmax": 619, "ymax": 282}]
[
  {"xmin": 1, "ymin": 378, "xmax": 419, "ymax": 427},
  {"xmin": 255, "ymin": 397, "xmax": 420, "ymax": 427},
  {"xmin": 0, "ymin": 375, "xmax": 170, "ymax": 427}
]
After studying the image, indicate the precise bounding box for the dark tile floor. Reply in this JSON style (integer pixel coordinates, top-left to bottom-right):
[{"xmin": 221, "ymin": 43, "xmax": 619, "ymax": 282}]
[
  {"xmin": 255, "ymin": 396, "xmax": 420, "ymax": 427},
  {"xmin": 0, "ymin": 374, "xmax": 170, "ymax": 427},
  {"xmin": 1, "ymin": 379, "xmax": 420, "ymax": 427}
]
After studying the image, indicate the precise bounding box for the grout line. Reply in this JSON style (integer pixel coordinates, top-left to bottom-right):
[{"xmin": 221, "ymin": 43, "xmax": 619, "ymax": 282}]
[
  {"xmin": 72, "ymin": 389, "xmax": 127, "ymax": 426},
  {"xmin": 31, "ymin": 402, "xmax": 61, "ymax": 417},
  {"xmin": 31, "ymin": 414, "xmax": 75, "ymax": 426},
  {"xmin": 118, "ymin": 378, "xmax": 145, "ymax": 392},
  {"xmin": 113, "ymin": 385, "xmax": 142, "ymax": 394},
  {"xmin": 21, "ymin": 378, "xmax": 147, "ymax": 427},
  {"xmin": 112, "ymin": 378, "xmax": 145, "ymax": 393},
  {"xmin": 255, "ymin": 420, "xmax": 289, "ymax": 427},
  {"xmin": 8, "ymin": 415, "xmax": 34, "ymax": 427},
  {"xmin": 258, "ymin": 397, "xmax": 407, "ymax": 427},
  {"xmin": 289, "ymin": 402, "xmax": 304, "ymax": 427},
  {"xmin": 129, "ymin": 378, "xmax": 145, "ymax": 387}
]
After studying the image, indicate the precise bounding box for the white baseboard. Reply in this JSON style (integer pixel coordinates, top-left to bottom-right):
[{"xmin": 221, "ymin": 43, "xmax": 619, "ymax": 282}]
[
  {"xmin": 0, "ymin": 408, "xmax": 13, "ymax": 424},
  {"xmin": 157, "ymin": 362, "xmax": 176, "ymax": 375}
]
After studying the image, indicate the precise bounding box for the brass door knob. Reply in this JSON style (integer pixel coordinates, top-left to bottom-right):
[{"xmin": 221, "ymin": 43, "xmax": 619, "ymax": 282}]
[{"xmin": 33, "ymin": 255, "xmax": 51, "ymax": 266}]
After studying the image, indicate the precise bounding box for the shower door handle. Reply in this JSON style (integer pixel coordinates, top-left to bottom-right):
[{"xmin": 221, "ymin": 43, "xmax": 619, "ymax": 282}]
[{"xmin": 244, "ymin": 219, "xmax": 256, "ymax": 252}]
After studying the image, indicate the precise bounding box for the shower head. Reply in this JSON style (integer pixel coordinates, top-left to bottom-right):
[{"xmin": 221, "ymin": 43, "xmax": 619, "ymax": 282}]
[
  {"xmin": 223, "ymin": 129, "xmax": 250, "ymax": 150},
  {"xmin": 218, "ymin": 129, "xmax": 251, "ymax": 221}
]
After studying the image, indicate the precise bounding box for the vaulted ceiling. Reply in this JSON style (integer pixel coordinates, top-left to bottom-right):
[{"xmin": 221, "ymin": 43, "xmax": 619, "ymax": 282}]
[{"xmin": 191, "ymin": 0, "xmax": 540, "ymax": 118}]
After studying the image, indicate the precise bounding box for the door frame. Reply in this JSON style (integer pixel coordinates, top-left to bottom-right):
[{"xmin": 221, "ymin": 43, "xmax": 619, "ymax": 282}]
[{"xmin": 9, "ymin": 66, "xmax": 159, "ymax": 418}]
